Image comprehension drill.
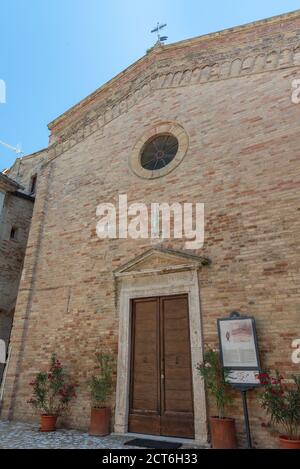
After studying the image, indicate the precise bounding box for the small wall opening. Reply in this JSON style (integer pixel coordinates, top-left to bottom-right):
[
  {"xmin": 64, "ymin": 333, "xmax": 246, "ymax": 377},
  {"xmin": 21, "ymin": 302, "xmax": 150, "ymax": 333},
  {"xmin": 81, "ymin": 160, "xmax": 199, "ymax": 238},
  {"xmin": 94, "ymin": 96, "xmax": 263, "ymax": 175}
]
[
  {"xmin": 10, "ymin": 226, "xmax": 18, "ymax": 240},
  {"xmin": 30, "ymin": 174, "xmax": 37, "ymax": 195}
]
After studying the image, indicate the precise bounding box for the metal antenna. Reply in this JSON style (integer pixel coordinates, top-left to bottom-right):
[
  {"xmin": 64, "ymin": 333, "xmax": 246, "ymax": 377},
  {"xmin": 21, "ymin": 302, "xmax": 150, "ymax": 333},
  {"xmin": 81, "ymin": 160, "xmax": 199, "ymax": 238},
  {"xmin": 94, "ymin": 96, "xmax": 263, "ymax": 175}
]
[
  {"xmin": 151, "ymin": 22, "xmax": 168, "ymax": 44},
  {"xmin": 0, "ymin": 139, "xmax": 24, "ymax": 157}
]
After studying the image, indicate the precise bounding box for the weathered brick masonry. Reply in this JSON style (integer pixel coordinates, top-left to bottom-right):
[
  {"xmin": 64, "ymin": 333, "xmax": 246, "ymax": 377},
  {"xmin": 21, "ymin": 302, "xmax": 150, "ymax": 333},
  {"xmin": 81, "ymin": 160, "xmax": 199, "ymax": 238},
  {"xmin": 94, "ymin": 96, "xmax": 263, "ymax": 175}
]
[
  {"xmin": 0, "ymin": 184, "xmax": 33, "ymax": 383},
  {"xmin": 0, "ymin": 151, "xmax": 46, "ymax": 383},
  {"xmin": 1, "ymin": 11, "xmax": 300, "ymax": 447}
]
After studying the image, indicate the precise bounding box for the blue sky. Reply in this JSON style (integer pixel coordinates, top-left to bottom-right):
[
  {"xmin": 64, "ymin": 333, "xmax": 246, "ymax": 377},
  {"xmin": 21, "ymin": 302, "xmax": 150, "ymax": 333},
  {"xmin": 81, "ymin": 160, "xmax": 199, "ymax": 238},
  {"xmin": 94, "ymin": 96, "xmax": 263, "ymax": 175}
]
[{"xmin": 1, "ymin": 0, "xmax": 300, "ymax": 170}]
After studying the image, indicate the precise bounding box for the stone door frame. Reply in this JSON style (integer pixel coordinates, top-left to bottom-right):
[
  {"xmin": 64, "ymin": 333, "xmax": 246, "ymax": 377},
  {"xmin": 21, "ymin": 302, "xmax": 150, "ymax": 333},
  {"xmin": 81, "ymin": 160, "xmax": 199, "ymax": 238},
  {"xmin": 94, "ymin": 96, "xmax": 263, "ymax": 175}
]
[{"xmin": 114, "ymin": 250, "xmax": 208, "ymax": 444}]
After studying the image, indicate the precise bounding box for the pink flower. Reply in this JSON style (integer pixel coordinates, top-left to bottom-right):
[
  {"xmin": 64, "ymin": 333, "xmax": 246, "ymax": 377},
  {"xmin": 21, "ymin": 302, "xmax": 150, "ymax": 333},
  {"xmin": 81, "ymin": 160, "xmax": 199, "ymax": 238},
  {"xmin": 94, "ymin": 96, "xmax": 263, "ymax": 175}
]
[
  {"xmin": 261, "ymin": 422, "xmax": 270, "ymax": 428},
  {"xmin": 27, "ymin": 398, "xmax": 36, "ymax": 404}
]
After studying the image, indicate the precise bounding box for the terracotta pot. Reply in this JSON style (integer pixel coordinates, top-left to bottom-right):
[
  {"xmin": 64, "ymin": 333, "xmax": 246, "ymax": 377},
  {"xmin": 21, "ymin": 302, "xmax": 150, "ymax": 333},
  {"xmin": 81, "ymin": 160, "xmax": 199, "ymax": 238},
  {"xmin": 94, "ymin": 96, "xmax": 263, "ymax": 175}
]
[
  {"xmin": 89, "ymin": 407, "xmax": 110, "ymax": 436},
  {"xmin": 40, "ymin": 414, "xmax": 57, "ymax": 432},
  {"xmin": 210, "ymin": 417, "xmax": 237, "ymax": 449},
  {"xmin": 279, "ymin": 436, "xmax": 300, "ymax": 449}
]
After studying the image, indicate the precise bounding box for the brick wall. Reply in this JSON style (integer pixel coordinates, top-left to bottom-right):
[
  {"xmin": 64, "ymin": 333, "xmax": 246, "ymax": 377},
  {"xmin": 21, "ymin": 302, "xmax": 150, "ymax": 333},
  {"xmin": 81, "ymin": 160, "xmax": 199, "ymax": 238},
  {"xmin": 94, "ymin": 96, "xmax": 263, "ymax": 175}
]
[
  {"xmin": 7, "ymin": 149, "xmax": 47, "ymax": 195},
  {"xmin": 0, "ymin": 193, "xmax": 34, "ymax": 381},
  {"xmin": 0, "ymin": 193, "xmax": 34, "ymax": 311},
  {"xmin": 0, "ymin": 150, "xmax": 46, "ymax": 383}
]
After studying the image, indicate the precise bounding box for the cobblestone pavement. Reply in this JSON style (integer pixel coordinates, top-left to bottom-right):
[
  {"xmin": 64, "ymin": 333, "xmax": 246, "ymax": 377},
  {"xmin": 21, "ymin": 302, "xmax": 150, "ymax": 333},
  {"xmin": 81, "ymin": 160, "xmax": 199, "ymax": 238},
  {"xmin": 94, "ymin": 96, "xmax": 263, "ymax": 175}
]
[
  {"xmin": 0, "ymin": 421, "xmax": 200, "ymax": 449},
  {"xmin": 0, "ymin": 421, "xmax": 140, "ymax": 449}
]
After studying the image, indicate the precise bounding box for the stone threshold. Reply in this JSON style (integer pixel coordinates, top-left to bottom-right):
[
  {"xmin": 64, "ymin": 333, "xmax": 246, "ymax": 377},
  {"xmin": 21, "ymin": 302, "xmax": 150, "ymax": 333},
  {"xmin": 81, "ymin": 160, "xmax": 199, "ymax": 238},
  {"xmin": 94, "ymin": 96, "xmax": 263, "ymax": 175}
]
[{"xmin": 113, "ymin": 432, "xmax": 210, "ymax": 449}]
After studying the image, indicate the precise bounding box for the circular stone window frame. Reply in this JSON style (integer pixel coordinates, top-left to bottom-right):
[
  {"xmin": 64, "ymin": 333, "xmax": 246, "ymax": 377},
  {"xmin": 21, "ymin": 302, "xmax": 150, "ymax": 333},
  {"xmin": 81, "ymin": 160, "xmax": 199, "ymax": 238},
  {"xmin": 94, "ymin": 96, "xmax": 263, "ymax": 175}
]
[{"xmin": 129, "ymin": 122, "xmax": 189, "ymax": 179}]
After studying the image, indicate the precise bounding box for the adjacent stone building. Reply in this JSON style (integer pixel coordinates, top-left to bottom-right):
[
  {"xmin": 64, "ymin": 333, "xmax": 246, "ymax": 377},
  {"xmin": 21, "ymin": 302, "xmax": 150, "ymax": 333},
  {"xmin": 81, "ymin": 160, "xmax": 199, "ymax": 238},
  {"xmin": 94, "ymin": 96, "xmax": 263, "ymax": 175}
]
[
  {"xmin": 0, "ymin": 151, "xmax": 46, "ymax": 386},
  {"xmin": 1, "ymin": 11, "xmax": 300, "ymax": 448}
]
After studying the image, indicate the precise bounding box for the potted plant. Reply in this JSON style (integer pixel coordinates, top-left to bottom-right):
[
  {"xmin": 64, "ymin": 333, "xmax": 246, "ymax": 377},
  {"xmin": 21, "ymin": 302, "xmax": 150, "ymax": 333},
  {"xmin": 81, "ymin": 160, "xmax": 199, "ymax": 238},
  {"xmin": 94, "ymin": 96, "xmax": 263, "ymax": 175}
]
[
  {"xmin": 258, "ymin": 371, "xmax": 300, "ymax": 449},
  {"xmin": 28, "ymin": 354, "xmax": 78, "ymax": 432},
  {"xmin": 197, "ymin": 348, "xmax": 237, "ymax": 448},
  {"xmin": 88, "ymin": 351, "xmax": 114, "ymax": 436}
]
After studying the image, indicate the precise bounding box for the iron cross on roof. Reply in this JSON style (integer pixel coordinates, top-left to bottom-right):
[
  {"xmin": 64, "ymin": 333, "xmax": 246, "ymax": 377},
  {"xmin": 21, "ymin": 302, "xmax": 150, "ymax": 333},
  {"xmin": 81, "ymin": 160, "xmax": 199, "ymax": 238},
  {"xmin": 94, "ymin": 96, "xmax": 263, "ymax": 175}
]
[{"xmin": 151, "ymin": 22, "xmax": 168, "ymax": 44}]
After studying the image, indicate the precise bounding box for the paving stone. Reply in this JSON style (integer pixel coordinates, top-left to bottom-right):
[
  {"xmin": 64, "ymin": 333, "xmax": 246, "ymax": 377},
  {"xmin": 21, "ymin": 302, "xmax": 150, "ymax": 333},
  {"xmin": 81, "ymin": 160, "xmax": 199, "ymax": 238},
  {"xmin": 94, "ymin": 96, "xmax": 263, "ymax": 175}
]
[
  {"xmin": 0, "ymin": 420, "xmax": 201, "ymax": 449},
  {"xmin": 0, "ymin": 420, "xmax": 139, "ymax": 449}
]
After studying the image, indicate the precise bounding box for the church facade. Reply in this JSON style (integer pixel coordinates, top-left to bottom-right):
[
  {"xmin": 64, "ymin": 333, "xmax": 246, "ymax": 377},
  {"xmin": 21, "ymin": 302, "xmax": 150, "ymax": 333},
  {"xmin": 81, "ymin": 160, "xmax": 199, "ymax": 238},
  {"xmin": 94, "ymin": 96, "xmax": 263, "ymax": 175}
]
[{"xmin": 1, "ymin": 11, "xmax": 300, "ymax": 448}]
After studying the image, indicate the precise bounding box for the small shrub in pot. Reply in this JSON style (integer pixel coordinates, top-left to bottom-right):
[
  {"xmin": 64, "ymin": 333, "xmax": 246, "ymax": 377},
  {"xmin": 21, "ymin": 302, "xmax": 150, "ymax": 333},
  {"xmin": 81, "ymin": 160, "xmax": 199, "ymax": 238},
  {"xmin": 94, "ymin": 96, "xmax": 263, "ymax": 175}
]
[
  {"xmin": 28, "ymin": 354, "xmax": 77, "ymax": 432},
  {"xmin": 88, "ymin": 351, "xmax": 115, "ymax": 436},
  {"xmin": 259, "ymin": 371, "xmax": 300, "ymax": 449},
  {"xmin": 197, "ymin": 348, "xmax": 237, "ymax": 448}
]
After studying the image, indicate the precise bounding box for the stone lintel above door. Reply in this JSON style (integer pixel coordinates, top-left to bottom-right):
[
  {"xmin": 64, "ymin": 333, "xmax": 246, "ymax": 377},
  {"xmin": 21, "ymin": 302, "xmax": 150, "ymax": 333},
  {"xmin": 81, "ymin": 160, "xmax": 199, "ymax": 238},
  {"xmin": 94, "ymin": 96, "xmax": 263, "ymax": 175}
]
[{"xmin": 114, "ymin": 247, "xmax": 211, "ymax": 278}]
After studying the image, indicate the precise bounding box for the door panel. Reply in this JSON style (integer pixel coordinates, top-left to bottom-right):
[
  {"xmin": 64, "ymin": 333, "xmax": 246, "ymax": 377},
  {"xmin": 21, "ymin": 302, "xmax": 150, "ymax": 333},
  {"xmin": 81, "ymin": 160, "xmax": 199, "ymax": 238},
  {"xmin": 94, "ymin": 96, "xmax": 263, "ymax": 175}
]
[
  {"xmin": 128, "ymin": 298, "xmax": 160, "ymax": 434},
  {"xmin": 129, "ymin": 295, "xmax": 194, "ymax": 438},
  {"xmin": 130, "ymin": 299, "xmax": 159, "ymax": 412},
  {"xmin": 160, "ymin": 296, "xmax": 194, "ymax": 438}
]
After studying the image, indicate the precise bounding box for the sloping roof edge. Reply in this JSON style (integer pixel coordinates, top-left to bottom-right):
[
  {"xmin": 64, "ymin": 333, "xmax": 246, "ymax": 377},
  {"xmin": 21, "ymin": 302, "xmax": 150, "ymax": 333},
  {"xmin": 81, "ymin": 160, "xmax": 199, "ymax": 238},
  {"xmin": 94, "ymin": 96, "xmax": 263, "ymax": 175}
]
[
  {"xmin": 47, "ymin": 9, "xmax": 300, "ymax": 132},
  {"xmin": 0, "ymin": 172, "xmax": 22, "ymax": 192},
  {"xmin": 3, "ymin": 147, "xmax": 48, "ymax": 177}
]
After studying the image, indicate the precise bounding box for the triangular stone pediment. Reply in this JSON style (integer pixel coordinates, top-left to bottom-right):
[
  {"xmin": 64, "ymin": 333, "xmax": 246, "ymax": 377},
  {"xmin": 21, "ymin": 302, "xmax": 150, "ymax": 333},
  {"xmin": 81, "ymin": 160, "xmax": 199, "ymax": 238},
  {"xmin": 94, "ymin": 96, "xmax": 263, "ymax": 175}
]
[{"xmin": 114, "ymin": 248, "xmax": 210, "ymax": 277}]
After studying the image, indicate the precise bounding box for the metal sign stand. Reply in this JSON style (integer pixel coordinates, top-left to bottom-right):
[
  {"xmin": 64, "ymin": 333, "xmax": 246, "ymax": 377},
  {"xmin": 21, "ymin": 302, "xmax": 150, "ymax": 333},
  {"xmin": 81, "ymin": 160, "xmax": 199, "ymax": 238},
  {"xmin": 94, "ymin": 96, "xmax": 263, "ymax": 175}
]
[
  {"xmin": 217, "ymin": 311, "xmax": 262, "ymax": 449},
  {"xmin": 241, "ymin": 388, "xmax": 252, "ymax": 449}
]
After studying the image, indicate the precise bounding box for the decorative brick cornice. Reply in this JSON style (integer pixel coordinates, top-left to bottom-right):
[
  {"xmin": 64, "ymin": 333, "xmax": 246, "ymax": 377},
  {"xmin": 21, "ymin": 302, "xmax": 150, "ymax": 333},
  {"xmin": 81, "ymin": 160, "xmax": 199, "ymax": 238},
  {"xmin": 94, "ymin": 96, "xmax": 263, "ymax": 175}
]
[{"xmin": 46, "ymin": 21, "xmax": 300, "ymax": 164}]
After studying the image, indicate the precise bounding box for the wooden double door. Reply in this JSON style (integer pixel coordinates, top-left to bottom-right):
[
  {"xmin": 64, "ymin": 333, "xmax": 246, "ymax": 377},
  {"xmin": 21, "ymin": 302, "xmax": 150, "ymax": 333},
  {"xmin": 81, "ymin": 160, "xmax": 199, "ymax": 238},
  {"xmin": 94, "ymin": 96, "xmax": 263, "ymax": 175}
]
[{"xmin": 129, "ymin": 295, "xmax": 194, "ymax": 439}]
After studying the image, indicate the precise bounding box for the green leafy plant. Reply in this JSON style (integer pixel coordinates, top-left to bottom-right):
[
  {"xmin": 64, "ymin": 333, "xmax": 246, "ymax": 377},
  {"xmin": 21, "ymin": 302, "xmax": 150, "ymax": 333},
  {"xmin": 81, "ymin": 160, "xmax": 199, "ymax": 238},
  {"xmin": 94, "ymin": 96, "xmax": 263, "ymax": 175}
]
[
  {"xmin": 197, "ymin": 348, "xmax": 233, "ymax": 419},
  {"xmin": 28, "ymin": 354, "xmax": 77, "ymax": 416},
  {"xmin": 258, "ymin": 371, "xmax": 300, "ymax": 440},
  {"xmin": 89, "ymin": 352, "xmax": 115, "ymax": 408}
]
